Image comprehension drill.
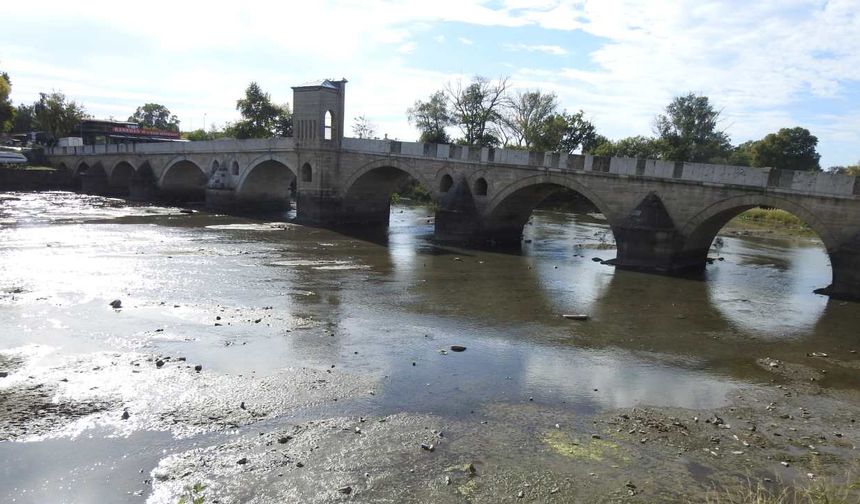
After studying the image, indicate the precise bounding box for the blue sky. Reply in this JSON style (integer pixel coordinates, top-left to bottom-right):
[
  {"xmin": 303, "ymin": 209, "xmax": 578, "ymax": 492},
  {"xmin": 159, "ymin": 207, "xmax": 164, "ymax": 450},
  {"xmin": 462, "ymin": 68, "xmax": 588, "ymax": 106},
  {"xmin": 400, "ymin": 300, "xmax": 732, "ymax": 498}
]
[{"xmin": 2, "ymin": 0, "xmax": 859, "ymax": 167}]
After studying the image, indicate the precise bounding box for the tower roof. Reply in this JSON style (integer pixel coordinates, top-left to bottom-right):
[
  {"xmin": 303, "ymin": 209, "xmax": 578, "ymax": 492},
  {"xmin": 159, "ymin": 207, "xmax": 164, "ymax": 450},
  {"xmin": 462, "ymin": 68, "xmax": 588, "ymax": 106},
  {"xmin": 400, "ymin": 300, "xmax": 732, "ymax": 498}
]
[{"xmin": 292, "ymin": 78, "xmax": 348, "ymax": 91}]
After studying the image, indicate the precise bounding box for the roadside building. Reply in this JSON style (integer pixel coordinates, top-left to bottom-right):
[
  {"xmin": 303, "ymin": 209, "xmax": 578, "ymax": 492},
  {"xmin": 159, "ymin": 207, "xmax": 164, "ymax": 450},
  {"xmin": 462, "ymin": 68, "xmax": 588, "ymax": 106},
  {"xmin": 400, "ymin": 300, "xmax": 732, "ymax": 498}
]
[{"xmin": 79, "ymin": 119, "xmax": 185, "ymax": 145}]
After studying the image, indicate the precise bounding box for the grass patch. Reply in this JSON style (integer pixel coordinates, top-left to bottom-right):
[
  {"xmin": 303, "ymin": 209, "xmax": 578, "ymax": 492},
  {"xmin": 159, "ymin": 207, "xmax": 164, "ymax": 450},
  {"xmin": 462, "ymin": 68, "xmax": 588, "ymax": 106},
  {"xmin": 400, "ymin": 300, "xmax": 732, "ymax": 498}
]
[
  {"xmin": 702, "ymin": 473, "xmax": 860, "ymax": 503},
  {"xmin": 732, "ymin": 208, "xmax": 807, "ymax": 229}
]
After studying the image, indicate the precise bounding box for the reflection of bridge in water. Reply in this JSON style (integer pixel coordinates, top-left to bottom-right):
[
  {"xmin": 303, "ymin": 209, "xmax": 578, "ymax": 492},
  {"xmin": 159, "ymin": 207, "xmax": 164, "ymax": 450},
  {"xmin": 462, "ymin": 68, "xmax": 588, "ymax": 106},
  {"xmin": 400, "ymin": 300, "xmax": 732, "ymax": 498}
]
[{"xmin": 45, "ymin": 79, "xmax": 860, "ymax": 300}]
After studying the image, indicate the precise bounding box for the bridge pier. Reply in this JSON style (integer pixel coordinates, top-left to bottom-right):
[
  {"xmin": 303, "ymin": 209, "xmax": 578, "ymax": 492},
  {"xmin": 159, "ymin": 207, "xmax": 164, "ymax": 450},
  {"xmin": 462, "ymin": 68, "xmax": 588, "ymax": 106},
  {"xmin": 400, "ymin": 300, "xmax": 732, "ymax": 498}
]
[{"xmin": 815, "ymin": 238, "xmax": 860, "ymax": 301}]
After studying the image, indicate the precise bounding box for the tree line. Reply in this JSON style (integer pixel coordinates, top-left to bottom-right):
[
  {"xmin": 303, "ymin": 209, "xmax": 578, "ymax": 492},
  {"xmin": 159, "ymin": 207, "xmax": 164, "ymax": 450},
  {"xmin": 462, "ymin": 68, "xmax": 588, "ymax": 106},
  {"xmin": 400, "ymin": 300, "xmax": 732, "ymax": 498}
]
[
  {"xmin": 1, "ymin": 64, "xmax": 856, "ymax": 173},
  {"xmin": 407, "ymin": 76, "xmax": 830, "ymax": 172}
]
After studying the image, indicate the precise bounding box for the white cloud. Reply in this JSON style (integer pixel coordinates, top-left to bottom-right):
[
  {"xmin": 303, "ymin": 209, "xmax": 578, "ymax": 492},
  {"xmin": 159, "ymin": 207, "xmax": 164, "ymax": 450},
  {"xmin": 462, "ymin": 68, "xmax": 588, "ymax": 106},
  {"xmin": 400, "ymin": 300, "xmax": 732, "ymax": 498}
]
[
  {"xmin": 504, "ymin": 43, "xmax": 567, "ymax": 55},
  {"xmin": 2, "ymin": 0, "xmax": 860, "ymax": 166}
]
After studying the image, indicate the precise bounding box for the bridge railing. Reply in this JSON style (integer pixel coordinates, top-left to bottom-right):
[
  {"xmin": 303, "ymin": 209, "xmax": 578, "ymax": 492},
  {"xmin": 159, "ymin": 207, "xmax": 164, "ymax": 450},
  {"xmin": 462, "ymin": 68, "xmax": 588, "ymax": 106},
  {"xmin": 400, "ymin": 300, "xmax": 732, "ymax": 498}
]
[
  {"xmin": 341, "ymin": 137, "xmax": 859, "ymax": 199},
  {"xmin": 45, "ymin": 137, "xmax": 297, "ymax": 157}
]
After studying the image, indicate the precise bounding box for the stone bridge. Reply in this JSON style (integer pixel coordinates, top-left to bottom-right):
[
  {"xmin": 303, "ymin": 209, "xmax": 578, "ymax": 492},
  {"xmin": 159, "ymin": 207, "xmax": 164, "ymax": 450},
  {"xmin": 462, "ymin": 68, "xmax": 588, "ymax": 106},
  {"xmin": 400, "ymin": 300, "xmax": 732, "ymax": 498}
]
[{"xmin": 44, "ymin": 79, "xmax": 860, "ymax": 300}]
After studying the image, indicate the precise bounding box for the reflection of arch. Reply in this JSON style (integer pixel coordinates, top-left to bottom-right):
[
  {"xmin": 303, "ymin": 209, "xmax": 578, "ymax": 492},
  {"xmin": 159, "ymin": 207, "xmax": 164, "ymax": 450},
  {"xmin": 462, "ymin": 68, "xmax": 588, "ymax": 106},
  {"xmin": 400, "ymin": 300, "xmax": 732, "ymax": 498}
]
[
  {"xmin": 160, "ymin": 158, "xmax": 207, "ymax": 200},
  {"xmin": 109, "ymin": 161, "xmax": 135, "ymax": 193},
  {"xmin": 237, "ymin": 158, "xmax": 296, "ymax": 205},
  {"xmin": 301, "ymin": 163, "xmax": 313, "ymax": 182},
  {"xmin": 680, "ymin": 194, "xmax": 837, "ymax": 255},
  {"xmin": 474, "ymin": 177, "xmax": 488, "ymax": 196},
  {"xmin": 439, "ymin": 174, "xmax": 453, "ymax": 193},
  {"xmin": 57, "ymin": 162, "xmax": 69, "ymax": 173}
]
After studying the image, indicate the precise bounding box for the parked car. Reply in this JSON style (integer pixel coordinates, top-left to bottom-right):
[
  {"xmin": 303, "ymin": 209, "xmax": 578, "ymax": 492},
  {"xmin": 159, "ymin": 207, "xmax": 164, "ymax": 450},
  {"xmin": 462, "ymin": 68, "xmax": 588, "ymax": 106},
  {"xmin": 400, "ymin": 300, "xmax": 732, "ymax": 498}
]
[{"xmin": 0, "ymin": 147, "xmax": 28, "ymax": 164}]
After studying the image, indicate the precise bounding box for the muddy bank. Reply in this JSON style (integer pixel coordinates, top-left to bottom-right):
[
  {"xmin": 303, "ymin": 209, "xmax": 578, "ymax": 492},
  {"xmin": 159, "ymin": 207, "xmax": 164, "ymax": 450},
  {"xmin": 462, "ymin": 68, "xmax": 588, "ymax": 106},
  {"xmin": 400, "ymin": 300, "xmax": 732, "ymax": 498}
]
[{"xmin": 0, "ymin": 347, "xmax": 375, "ymax": 441}]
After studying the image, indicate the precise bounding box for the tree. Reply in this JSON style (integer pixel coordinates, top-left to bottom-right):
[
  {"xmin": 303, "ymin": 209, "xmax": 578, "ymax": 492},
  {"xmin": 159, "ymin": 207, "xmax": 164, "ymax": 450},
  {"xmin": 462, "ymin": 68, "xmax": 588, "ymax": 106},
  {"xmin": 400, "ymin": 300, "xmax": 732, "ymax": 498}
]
[
  {"xmin": 232, "ymin": 82, "xmax": 290, "ymax": 139},
  {"xmin": 33, "ymin": 91, "xmax": 87, "ymax": 142},
  {"xmin": 128, "ymin": 103, "xmax": 180, "ymax": 132},
  {"xmin": 751, "ymin": 127, "xmax": 821, "ymax": 171},
  {"xmin": 272, "ymin": 103, "xmax": 292, "ymax": 137},
  {"xmin": 500, "ymin": 90, "xmax": 558, "ymax": 149},
  {"xmin": 728, "ymin": 140, "xmax": 757, "ymax": 166},
  {"xmin": 446, "ymin": 76, "xmax": 508, "ymax": 147},
  {"xmin": 557, "ymin": 110, "xmax": 601, "ymax": 154},
  {"xmin": 653, "ymin": 93, "xmax": 731, "ymax": 163},
  {"xmin": 351, "ymin": 115, "xmax": 376, "ymax": 139},
  {"xmin": 12, "ymin": 103, "xmax": 34, "ymax": 133},
  {"xmin": 0, "ymin": 71, "xmax": 13, "ymax": 133},
  {"xmin": 407, "ymin": 91, "xmax": 453, "ymax": 144},
  {"xmin": 592, "ymin": 136, "xmax": 661, "ymax": 158}
]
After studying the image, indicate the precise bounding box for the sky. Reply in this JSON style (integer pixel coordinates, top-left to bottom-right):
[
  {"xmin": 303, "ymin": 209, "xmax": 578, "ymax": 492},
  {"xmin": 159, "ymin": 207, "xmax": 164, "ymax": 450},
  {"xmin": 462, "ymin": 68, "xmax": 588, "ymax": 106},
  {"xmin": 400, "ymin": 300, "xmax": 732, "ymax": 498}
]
[{"xmin": 2, "ymin": 0, "xmax": 859, "ymax": 168}]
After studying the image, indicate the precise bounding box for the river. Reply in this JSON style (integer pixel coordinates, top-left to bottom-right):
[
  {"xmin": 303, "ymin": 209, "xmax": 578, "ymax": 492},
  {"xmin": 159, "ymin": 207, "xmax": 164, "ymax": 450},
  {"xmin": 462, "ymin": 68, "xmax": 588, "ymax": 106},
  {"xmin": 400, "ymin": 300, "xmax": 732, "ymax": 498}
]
[{"xmin": 0, "ymin": 191, "xmax": 857, "ymax": 503}]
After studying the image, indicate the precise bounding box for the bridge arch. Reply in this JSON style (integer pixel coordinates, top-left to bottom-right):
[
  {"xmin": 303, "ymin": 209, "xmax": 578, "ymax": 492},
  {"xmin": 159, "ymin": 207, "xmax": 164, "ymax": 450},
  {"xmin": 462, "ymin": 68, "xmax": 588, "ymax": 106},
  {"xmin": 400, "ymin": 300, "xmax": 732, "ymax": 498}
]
[
  {"xmin": 479, "ymin": 173, "xmax": 617, "ymax": 246},
  {"xmin": 109, "ymin": 160, "xmax": 135, "ymax": 194},
  {"xmin": 339, "ymin": 159, "xmax": 437, "ymax": 226},
  {"xmin": 236, "ymin": 156, "xmax": 297, "ymax": 210},
  {"xmin": 680, "ymin": 194, "xmax": 838, "ymax": 258},
  {"xmin": 160, "ymin": 157, "xmax": 207, "ymax": 201}
]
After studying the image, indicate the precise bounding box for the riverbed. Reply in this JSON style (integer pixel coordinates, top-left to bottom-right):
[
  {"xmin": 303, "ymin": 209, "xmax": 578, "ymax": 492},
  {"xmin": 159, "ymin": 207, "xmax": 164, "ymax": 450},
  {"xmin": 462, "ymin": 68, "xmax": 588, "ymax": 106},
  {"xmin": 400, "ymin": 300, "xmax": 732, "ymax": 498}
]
[{"xmin": 0, "ymin": 191, "xmax": 857, "ymax": 503}]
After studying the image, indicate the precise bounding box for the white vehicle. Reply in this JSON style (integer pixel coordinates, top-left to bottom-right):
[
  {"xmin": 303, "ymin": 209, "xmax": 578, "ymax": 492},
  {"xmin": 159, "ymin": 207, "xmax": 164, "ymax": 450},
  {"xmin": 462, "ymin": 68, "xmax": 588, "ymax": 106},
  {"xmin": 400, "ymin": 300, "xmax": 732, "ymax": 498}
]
[{"xmin": 0, "ymin": 148, "xmax": 28, "ymax": 164}]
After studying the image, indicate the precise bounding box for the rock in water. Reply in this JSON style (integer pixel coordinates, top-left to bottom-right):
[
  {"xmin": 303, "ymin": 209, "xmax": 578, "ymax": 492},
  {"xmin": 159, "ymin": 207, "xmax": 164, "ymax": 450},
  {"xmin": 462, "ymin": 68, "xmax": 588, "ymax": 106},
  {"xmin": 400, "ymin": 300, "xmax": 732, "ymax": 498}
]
[
  {"xmin": 450, "ymin": 345, "xmax": 467, "ymax": 352},
  {"xmin": 194, "ymin": 364, "xmax": 202, "ymax": 372},
  {"xmin": 121, "ymin": 410, "xmax": 130, "ymax": 420},
  {"xmin": 562, "ymin": 314, "xmax": 589, "ymax": 321},
  {"xmin": 338, "ymin": 486, "xmax": 352, "ymax": 495},
  {"xmin": 109, "ymin": 299, "xmax": 122, "ymax": 309}
]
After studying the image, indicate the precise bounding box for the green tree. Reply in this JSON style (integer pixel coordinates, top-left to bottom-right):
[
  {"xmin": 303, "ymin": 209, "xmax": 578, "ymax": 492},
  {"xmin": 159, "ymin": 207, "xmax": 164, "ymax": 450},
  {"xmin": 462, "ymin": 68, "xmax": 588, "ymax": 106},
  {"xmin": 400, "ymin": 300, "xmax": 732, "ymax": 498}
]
[
  {"xmin": 0, "ymin": 71, "xmax": 14, "ymax": 133},
  {"xmin": 446, "ymin": 76, "xmax": 508, "ymax": 147},
  {"xmin": 12, "ymin": 103, "xmax": 34, "ymax": 133},
  {"xmin": 728, "ymin": 140, "xmax": 757, "ymax": 166},
  {"xmin": 500, "ymin": 90, "xmax": 558, "ymax": 149},
  {"xmin": 128, "ymin": 103, "xmax": 180, "ymax": 132},
  {"xmin": 557, "ymin": 110, "xmax": 601, "ymax": 154},
  {"xmin": 232, "ymin": 82, "xmax": 291, "ymax": 139},
  {"xmin": 407, "ymin": 90, "xmax": 453, "ymax": 144},
  {"xmin": 751, "ymin": 127, "xmax": 821, "ymax": 171},
  {"xmin": 653, "ymin": 93, "xmax": 731, "ymax": 162},
  {"xmin": 33, "ymin": 91, "xmax": 87, "ymax": 142},
  {"xmin": 592, "ymin": 135, "xmax": 661, "ymax": 158}
]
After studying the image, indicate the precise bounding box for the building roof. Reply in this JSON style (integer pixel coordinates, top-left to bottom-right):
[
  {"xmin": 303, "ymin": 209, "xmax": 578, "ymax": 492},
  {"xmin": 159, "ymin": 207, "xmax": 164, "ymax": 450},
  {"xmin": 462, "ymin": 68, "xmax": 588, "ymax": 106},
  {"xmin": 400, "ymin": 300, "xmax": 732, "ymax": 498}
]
[{"xmin": 292, "ymin": 78, "xmax": 348, "ymax": 90}]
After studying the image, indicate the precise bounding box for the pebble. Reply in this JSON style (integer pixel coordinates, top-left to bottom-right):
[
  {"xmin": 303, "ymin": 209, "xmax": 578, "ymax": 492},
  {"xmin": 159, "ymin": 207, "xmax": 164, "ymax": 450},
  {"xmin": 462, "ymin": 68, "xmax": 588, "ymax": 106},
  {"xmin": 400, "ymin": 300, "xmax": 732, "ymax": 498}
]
[
  {"xmin": 517, "ymin": 490, "xmax": 524, "ymax": 498},
  {"xmin": 421, "ymin": 443, "xmax": 435, "ymax": 452},
  {"xmin": 237, "ymin": 457, "xmax": 248, "ymax": 465},
  {"xmin": 338, "ymin": 486, "xmax": 352, "ymax": 495},
  {"xmin": 194, "ymin": 365, "xmax": 202, "ymax": 372},
  {"xmin": 155, "ymin": 359, "xmax": 165, "ymax": 368},
  {"xmin": 121, "ymin": 410, "xmax": 130, "ymax": 420},
  {"xmin": 278, "ymin": 436, "xmax": 292, "ymax": 444}
]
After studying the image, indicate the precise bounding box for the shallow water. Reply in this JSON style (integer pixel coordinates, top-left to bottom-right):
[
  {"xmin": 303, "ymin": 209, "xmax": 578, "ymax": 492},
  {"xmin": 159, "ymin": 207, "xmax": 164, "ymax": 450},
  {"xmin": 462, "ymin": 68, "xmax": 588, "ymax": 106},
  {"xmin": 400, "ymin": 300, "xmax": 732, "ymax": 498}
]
[{"xmin": 1, "ymin": 191, "xmax": 857, "ymax": 502}]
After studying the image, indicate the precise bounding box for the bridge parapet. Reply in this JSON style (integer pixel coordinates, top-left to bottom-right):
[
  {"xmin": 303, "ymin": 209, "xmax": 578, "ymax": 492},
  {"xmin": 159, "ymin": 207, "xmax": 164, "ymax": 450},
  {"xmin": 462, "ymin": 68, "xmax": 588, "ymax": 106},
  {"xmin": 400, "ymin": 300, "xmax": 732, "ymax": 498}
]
[{"xmin": 341, "ymin": 137, "xmax": 859, "ymax": 199}]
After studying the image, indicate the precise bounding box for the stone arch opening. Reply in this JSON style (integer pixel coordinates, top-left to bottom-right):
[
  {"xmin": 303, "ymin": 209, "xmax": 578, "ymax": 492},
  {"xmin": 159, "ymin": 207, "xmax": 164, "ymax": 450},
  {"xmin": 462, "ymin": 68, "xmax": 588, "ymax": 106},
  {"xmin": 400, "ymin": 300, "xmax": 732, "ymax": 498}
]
[
  {"xmin": 130, "ymin": 161, "xmax": 157, "ymax": 200},
  {"xmin": 237, "ymin": 159, "xmax": 296, "ymax": 211},
  {"xmin": 681, "ymin": 198, "xmax": 834, "ymax": 265},
  {"xmin": 231, "ymin": 160, "xmax": 239, "ymax": 176},
  {"xmin": 324, "ymin": 111, "xmax": 333, "ymax": 141},
  {"xmin": 440, "ymin": 174, "xmax": 453, "ymax": 193},
  {"xmin": 680, "ymin": 197, "xmax": 837, "ymax": 324},
  {"xmin": 483, "ymin": 180, "xmax": 613, "ymax": 247},
  {"xmin": 474, "ymin": 177, "xmax": 488, "ymax": 196},
  {"xmin": 341, "ymin": 165, "xmax": 434, "ymax": 227},
  {"xmin": 161, "ymin": 159, "xmax": 207, "ymax": 201},
  {"xmin": 109, "ymin": 161, "xmax": 135, "ymax": 195},
  {"xmin": 210, "ymin": 159, "xmax": 220, "ymax": 176},
  {"xmin": 301, "ymin": 163, "xmax": 312, "ymax": 182},
  {"xmin": 79, "ymin": 162, "xmax": 108, "ymax": 195}
]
